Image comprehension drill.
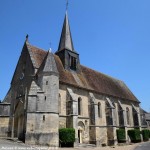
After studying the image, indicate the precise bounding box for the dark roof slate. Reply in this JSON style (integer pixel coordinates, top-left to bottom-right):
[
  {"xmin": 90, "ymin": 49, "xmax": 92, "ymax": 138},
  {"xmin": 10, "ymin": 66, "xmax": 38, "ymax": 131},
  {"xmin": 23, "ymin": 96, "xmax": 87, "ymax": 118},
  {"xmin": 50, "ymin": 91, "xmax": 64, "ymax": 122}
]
[
  {"xmin": 57, "ymin": 11, "xmax": 75, "ymax": 52},
  {"xmin": 38, "ymin": 51, "xmax": 58, "ymax": 74},
  {"xmin": 27, "ymin": 43, "xmax": 139, "ymax": 102}
]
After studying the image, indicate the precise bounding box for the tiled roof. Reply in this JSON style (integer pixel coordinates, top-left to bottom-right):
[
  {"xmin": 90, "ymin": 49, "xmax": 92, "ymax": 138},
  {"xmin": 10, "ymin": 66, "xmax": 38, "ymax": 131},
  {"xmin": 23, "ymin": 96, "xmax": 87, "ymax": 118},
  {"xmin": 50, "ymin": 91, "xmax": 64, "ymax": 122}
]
[
  {"xmin": 26, "ymin": 43, "xmax": 47, "ymax": 68},
  {"xmin": 27, "ymin": 43, "xmax": 139, "ymax": 102}
]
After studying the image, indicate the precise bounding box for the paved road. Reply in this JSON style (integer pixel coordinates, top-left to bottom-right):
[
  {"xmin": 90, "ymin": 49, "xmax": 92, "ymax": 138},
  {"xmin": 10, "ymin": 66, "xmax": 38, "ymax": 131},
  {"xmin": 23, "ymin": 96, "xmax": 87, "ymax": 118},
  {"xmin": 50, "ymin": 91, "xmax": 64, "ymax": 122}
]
[
  {"xmin": 0, "ymin": 139, "xmax": 35, "ymax": 150},
  {"xmin": 134, "ymin": 142, "xmax": 150, "ymax": 150},
  {"xmin": 0, "ymin": 139, "xmax": 54, "ymax": 150},
  {"xmin": 0, "ymin": 139, "xmax": 149, "ymax": 150}
]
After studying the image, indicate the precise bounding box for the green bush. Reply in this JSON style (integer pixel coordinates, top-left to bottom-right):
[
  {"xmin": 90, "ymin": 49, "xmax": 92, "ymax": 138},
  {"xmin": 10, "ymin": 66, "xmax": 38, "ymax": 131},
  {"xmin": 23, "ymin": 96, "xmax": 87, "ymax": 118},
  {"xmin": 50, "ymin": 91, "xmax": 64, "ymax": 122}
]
[
  {"xmin": 59, "ymin": 128, "xmax": 75, "ymax": 147},
  {"xmin": 142, "ymin": 129, "xmax": 149, "ymax": 141},
  {"xmin": 128, "ymin": 129, "xmax": 141, "ymax": 143},
  {"xmin": 116, "ymin": 129, "xmax": 126, "ymax": 143}
]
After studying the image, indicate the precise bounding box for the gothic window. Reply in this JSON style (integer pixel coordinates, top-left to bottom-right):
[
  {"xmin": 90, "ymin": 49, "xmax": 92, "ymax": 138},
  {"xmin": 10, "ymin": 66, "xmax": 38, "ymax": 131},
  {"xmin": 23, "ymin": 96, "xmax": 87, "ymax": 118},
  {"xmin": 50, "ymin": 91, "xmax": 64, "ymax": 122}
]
[
  {"xmin": 78, "ymin": 97, "xmax": 82, "ymax": 115},
  {"xmin": 105, "ymin": 101, "xmax": 113, "ymax": 125},
  {"xmin": 132, "ymin": 106, "xmax": 139, "ymax": 126},
  {"xmin": 118, "ymin": 103, "xmax": 124, "ymax": 126},
  {"xmin": 112, "ymin": 102, "xmax": 117, "ymax": 125},
  {"xmin": 98, "ymin": 102, "xmax": 102, "ymax": 118},
  {"xmin": 126, "ymin": 107, "xmax": 130, "ymax": 125},
  {"xmin": 140, "ymin": 114, "xmax": 147, "ymax": 126},
  {"xmin": 66, "ymin": 95, "xmax": 73, "ymax": 115},
  {"xmin": 70, "ymin": 56, "xmax": 77, "ymax": 70}
]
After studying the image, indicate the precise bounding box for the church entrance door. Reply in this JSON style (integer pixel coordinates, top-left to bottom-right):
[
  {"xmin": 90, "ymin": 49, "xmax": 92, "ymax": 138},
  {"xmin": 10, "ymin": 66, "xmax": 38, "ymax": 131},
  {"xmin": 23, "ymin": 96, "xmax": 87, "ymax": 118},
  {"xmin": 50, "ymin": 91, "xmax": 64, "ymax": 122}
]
[
  {"xmin": 78, "ymin": 129, "xmax": 83, "ymax": 143},
  {"xmin": 78, "ymin": 121, "xmax": 85, "ymax": 144}
]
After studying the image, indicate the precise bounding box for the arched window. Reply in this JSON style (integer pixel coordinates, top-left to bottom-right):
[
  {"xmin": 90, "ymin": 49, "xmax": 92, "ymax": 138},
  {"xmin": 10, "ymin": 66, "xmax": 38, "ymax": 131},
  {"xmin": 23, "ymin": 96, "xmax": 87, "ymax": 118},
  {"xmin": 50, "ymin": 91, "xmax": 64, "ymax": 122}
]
[
  {"xmin": 132, "ymin": 106, "xmax": 139, "ymax": 126},
  {"xmin": 105, "ymin": 101, "xmax": 113, "ymax": 125},
  {"xmin": 112, "ymin": 102, "xmax": 117, "ymax": 125},
  {"xmin": 78, "ymin": 97, "xmax": 82, "ymax": 115},
  {"xmin": 58, "ymin": 94, "xmax": 61, "ymax": 114},
  {"xmin": 98, "ymin": 102, "xmax": 101, "ymax": 118},
  {"xmin": 118, "ymin": 103, "xmax": 124, "ymax": 126},
  {"xmin": 126, "ymin": 107, "xmax": 130, "ymax": 125}
]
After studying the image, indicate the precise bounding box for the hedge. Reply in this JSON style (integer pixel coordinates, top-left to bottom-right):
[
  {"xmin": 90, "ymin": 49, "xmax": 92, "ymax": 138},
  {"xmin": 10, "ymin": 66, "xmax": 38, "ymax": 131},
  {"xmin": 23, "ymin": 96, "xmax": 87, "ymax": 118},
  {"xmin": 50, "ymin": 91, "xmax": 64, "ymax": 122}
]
[
  {"xmin": 142, "ymin": 129, "xmax": 149, "ymax": 141},
  {"xmin": 59, "ymin": 128, "xmax": 75, "ymax": 147},
  {"xmin": 116, "ymin": 129, "xmax": 126, "ymax": 143},
  {"xmin": 128, "ymin": 129, "xmax": 141, "ymax": 143}
]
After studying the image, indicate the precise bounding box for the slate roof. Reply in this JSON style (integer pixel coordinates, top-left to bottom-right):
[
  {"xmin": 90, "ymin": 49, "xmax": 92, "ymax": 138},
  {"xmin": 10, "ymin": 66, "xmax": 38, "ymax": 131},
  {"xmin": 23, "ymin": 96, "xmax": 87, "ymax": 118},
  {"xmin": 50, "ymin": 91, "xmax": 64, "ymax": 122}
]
[
  {"xmin": 27, "ymin": 42, "xmax": 139, "ymax": 102},
  {"xmin": 57, "ymin": 11, "xmax": 75, "ymax": 52},
  {"xmin": 38, "ymin": 51, "xmax": 58, "ymax": 74}
]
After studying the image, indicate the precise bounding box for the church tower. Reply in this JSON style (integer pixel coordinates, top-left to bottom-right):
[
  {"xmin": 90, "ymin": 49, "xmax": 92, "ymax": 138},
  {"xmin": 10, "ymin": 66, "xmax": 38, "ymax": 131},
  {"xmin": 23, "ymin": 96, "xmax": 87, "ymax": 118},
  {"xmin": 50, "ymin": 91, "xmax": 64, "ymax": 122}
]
[
  {"xmin": 25, "ymin": 51, "xmax": 59, "ymax": 147},
  {"xmin": 55, "ymin": 11, "xmax": 80, "ymax": 72}
]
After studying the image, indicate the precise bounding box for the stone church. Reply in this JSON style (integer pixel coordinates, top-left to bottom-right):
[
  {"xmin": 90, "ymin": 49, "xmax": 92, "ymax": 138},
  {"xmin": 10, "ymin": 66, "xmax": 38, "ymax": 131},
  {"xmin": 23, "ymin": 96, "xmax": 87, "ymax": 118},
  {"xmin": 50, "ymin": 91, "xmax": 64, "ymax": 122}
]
[{"xmin": 0, "ymin": 11, "xmax": 148, "ymax": 147}]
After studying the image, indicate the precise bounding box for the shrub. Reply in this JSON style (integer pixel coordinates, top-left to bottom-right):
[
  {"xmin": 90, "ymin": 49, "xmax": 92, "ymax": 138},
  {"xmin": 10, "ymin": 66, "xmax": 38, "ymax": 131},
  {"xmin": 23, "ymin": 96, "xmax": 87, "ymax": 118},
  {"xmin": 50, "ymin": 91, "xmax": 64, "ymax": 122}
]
[
  {"xmin": 116, "ymin": 129, "xmax": 126, "ymax": 143},
  {"xmin": 59, "ymin": 128, "xmax": 75, "ymax": 147},
  {"xmin": 142, "ymin": 129, "xmax": 149, "ymax": 141},
  {"xmin": 128, "ymin": 129, "xmax": 141, "ymax": 143}
]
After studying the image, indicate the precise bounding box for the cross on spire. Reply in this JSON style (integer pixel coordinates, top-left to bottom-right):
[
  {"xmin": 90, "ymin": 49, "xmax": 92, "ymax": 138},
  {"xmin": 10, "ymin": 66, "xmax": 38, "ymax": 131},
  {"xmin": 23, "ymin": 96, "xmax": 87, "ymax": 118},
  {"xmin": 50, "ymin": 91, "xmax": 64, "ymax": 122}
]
[
  {"xmin": 49, "ymin": 42, "xmax": 52, "ymax": 52},
  {"xmin": 57, "ymin": 10, "xmax": 75, "ymax": 52},
  {"xmin": 66, "ymin": 0, "xmax": 69, "ymax": 11}
]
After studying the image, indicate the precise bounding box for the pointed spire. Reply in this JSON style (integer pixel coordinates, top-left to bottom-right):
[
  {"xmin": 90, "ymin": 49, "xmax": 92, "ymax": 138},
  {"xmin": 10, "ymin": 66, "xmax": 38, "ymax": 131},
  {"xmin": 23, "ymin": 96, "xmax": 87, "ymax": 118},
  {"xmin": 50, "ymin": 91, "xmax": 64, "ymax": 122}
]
[
  {"xmin": 57, "ymin": 11, "xmax": 75, "ymax": 52},
  {"xmin": 38, "ymin": 51, "xmax": 58, "ymax": 75},
  {"xmin": 66, "ymin": 0, "xmax": 68, "ymax": 11},
  {"xmin": 25, "ymin": 34, "xmax": 29, "ymax": 42}
]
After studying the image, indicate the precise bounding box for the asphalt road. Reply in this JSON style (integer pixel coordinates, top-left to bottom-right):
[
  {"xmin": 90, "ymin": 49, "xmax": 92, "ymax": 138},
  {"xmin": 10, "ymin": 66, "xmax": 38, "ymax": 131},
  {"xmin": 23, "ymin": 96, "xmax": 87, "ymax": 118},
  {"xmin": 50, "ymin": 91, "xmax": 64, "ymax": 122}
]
[
  {"xmin": 0, "ymin": 139, "xmax": 150, "ymax": 150},
  {"xmin": 0, "ymin": 139, "xmax": 34, "ymax": 150},
  {"xmin": 0, "ymin": 139, "xmax": 52, "ymax": 150},
  {"xmin": 134, "ymin": 142, "xmax": 150, "ymax": 150}
]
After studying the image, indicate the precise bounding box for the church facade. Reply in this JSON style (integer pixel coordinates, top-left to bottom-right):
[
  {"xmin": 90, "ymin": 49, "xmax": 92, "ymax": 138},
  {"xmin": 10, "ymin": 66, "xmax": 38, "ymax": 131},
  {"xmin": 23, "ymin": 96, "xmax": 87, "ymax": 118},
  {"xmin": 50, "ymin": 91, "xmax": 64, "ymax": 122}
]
[{"xmin": 0, "ymin": 11, "xmax": 148, "ymax": 147}]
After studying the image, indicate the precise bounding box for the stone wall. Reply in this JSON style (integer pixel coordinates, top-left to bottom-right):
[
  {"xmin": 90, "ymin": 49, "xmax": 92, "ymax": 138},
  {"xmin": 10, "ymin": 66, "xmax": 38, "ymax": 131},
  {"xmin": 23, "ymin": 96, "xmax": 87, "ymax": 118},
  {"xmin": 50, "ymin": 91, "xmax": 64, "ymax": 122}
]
[
  {"xmin": 9, "ymin": 43, "xmax": 35, "ymax": 140},
  {"xmin": 0, "ymin": 103, "xmax": 10, "ymax": 137},
  {"xmin": 0, "ymin": 117, "xmax": 9, "ymax": 137},
  {"xmin": 25, "ymin": 62, "xmax": 59, "ymax": 147},
  {"xmin": 58, "ymin": 83, "xmax": 141, "ymax": 146}
]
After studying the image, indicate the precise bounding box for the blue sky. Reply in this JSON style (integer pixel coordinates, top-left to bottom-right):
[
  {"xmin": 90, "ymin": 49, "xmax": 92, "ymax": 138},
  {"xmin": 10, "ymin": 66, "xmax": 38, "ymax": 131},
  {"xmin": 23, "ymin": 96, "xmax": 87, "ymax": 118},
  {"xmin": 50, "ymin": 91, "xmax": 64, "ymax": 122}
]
[{"xmin": 0, "ymin": 0, "xmax": 150, "ymax": 112}]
